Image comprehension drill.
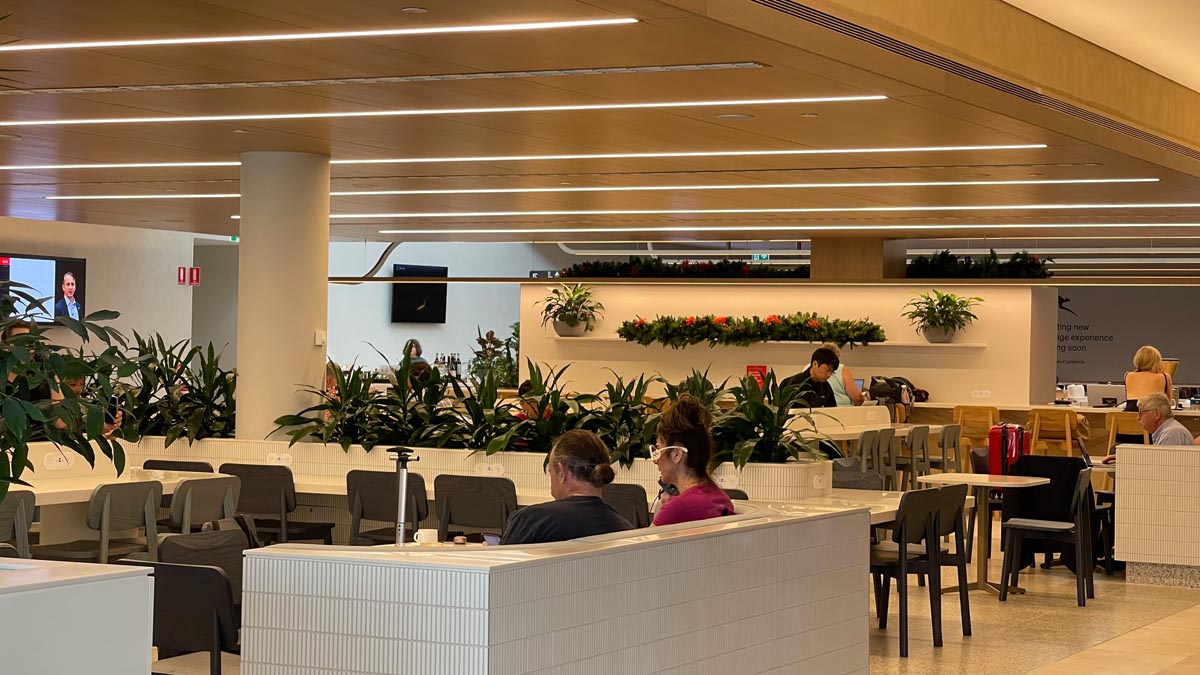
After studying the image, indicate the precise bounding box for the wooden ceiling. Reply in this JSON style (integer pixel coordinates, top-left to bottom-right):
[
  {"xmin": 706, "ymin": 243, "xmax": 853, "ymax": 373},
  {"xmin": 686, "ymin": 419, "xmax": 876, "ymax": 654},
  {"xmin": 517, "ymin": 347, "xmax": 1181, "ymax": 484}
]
[{"xmin": 0, "ymin": 0, "xmax": 1199, "ymax": 248}]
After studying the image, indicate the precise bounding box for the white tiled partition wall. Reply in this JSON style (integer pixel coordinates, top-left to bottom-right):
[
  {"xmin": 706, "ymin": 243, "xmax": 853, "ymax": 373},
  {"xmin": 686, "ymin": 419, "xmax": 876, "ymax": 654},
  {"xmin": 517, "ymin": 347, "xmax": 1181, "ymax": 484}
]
[
  {"xmin": 240, "ymin": 508, "xmax": 870, "ymax": 675},
  {"xmin": 1116, "ymin": 443, "xmax": 1200, "ymax": 587}
]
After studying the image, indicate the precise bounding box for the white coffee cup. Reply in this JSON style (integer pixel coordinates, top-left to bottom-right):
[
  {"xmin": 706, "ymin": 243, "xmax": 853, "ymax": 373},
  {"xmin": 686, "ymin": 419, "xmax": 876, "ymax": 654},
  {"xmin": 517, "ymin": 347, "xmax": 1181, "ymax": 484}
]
[
  {"xmin": 414, "ymin": 529, "xmax": 438, "ymax": 545},
  {"xmin": 1181, "ymin": 399, "xmax": 1191, "ymax": 409}
]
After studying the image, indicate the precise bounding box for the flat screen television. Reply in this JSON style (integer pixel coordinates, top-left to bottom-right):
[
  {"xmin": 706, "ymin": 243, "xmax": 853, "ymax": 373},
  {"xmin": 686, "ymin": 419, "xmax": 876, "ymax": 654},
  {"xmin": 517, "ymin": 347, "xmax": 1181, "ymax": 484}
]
[
  {"xmin": 390, "ymin": 264, "xmax": 447, "ymax": 324},
  {"xmin": 0, "ymin": 252, "xmax": 88, "ymax": 325}
]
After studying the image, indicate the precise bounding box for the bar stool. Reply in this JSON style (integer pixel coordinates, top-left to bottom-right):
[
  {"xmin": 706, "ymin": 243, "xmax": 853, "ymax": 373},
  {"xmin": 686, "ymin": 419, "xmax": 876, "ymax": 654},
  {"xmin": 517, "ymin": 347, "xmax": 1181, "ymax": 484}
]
[
  {"xmin": 952, "ymin": 405, "xmax": 999, "ymax": 450},
  {"xmin": 1029, "ymin": 408, "xmax": 1085, "ymax": 456}
]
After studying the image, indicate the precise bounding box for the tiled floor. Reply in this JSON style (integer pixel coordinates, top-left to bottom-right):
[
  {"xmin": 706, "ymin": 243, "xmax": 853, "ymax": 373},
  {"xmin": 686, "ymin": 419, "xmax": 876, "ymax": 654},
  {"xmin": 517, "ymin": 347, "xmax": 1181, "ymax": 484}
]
[{"xmin": 869, "ymin": 540, "xmax": 1200, "ymax": 675}]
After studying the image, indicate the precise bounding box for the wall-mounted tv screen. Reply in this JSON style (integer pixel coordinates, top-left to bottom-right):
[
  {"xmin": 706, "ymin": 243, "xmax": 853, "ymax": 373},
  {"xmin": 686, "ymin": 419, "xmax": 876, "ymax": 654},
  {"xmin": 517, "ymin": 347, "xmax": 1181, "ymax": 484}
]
[
  {"xmin": 390, "ymin": 264, "xmax": 447, "ymax": 324},
  {"xmin": 0, "ymin": 253, "xmax": 88, "ymax": 325}
]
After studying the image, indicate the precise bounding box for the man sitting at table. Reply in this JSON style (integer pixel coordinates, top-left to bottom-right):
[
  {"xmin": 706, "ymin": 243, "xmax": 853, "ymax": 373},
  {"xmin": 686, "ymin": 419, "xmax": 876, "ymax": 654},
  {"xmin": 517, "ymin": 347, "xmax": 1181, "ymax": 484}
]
[
  {"xmin": 500, "ymin": 430, "xmax": 633, "ymax": 545},
  {"xmin": 1104, "ymin": 392, "xmax": 1196, "ymax": 463},
  {"xmin": 781, "ymin": 347, "xmax": 839, "ymax": 408}
]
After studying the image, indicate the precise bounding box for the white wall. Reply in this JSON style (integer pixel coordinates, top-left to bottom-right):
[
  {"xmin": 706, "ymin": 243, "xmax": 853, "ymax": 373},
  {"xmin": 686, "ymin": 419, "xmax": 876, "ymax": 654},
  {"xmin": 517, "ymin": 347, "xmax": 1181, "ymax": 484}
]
[
  {"xmin": 520, "ymin": 283, "xmax": 1058, "ymax": 406},
  {"xmin": 327, "ymin": 242, "xmax": 572, "ymax": 367},
  {"xmin": 2, "ymin": 216, "xmax": 193, "ymax": 345},
  {"xmin": 191, "ymin": 243, "xmax": 239, "ymax": 367}
]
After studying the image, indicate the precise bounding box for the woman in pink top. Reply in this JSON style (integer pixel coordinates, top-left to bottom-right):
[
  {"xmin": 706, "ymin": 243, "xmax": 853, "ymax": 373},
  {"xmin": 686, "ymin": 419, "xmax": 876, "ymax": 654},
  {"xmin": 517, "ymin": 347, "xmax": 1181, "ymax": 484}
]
[{"xmin": 651, "ymin": 395, "xmax": 735, "ymax": 526}]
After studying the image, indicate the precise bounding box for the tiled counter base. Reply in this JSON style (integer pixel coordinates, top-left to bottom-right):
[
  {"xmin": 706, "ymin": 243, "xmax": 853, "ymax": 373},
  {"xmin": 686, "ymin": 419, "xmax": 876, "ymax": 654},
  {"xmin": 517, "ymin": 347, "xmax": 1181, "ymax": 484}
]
[{"xmin": 240, "ymin": 506, "xmax": 870, "ymax": 675}]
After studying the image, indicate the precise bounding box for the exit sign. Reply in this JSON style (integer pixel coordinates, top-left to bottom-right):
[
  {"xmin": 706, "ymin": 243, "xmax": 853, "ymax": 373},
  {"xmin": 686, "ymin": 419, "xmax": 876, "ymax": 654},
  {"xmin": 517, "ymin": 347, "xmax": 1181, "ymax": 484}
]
[{"xmin": 750, "ymin": 253, "xmax": 770, "ymax": 261}]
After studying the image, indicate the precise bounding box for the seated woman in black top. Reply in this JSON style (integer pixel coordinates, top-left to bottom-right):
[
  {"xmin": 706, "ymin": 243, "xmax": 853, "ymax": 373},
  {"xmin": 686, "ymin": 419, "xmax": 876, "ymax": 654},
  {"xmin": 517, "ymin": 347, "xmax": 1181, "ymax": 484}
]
[{"xmin": 500, "ymin": 430, "xmax": 634, "ymax": 545}]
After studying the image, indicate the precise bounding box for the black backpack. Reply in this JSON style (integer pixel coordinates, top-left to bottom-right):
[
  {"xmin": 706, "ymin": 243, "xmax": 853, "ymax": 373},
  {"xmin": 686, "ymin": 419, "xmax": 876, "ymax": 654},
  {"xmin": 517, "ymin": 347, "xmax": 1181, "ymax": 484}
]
[{"xmin": 869, "ymin": 376, "xmax": 914, "ymax": 406}]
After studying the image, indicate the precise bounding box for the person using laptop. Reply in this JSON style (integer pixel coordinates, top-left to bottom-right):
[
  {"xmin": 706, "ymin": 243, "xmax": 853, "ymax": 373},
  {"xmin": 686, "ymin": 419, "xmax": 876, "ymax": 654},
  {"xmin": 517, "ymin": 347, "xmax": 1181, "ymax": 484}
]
[
  {"xmin": 1104, "ymin": 393, "xmax": 1199, "ymax": 464},
  {"xmin": 819, "ymin": 342, "xmax": 865, "ymax": 406}
]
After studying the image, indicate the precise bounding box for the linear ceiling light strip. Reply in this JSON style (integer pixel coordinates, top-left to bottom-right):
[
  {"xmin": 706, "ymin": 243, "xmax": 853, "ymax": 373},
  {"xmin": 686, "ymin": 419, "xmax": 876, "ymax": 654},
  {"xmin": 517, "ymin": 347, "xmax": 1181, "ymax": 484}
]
[
  {"xmin": 339, "ymin": 202, "xmax": 1200, "ymax": 219},
  {"xmin": 0, "ymin": 144, "xmax": 1047, "ymax": 171},
  {"xmin": 375, "ymin": 222, "xmax": 1200, "ymax": 235},
  {"xmin": 0, "ymin": 62, "xmax": 764, "ymax": 96},
  {"xmin": 0, "ymin": 18, "xmax": 639, "ymax": 52},
  {"xmin": 0, "ymin": 95, "xmax": 885, "ymax": 127},
  {"xmin": 44, "ymin": 177, "xmax": 1159, "ymax": 200}
]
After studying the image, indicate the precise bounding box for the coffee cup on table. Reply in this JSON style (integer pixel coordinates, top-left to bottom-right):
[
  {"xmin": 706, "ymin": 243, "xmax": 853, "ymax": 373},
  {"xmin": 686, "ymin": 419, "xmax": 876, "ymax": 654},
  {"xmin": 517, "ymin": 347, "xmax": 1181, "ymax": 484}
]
[{"xmin": 414, "ymin": 529, "xmax": 438, "ymax": 545}]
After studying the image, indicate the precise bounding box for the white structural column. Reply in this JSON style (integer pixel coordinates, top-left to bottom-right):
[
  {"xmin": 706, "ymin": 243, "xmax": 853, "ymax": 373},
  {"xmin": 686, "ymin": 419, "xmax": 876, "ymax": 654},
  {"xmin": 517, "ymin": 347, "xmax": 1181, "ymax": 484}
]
[{"xmin": 236, "ymin": 152, "xmax": 330, "ymax": 439}]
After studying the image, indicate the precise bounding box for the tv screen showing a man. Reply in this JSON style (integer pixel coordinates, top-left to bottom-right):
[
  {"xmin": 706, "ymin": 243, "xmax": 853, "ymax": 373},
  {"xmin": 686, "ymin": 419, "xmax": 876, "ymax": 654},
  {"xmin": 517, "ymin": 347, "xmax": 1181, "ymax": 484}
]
[{"xmin": 53, "ymin": 271, "xmax": 83, "ymax": 319}]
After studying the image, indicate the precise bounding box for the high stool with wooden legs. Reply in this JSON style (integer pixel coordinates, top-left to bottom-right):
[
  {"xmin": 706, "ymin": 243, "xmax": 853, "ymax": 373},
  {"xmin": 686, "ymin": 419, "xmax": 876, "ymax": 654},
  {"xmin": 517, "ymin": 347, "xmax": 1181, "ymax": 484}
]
[
  {"xmin": 952, "ymin": 405, "xmax": 999, "ymax": 453},
  {"xmin": 1028, "ymin": 408, "xmax": 1086, "ymax": 456}
]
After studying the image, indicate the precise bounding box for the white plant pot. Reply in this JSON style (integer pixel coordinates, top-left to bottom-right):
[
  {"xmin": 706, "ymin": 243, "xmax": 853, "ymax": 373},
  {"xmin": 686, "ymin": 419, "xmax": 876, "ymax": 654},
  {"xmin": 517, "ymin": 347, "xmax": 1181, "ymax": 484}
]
[
  {"xmin": 921, "ymin": 326, "xmax": 956, "ymax": 343},
  {"xmin": 552, "ymin": 320, "xmax": 589, "ymax": 337}
]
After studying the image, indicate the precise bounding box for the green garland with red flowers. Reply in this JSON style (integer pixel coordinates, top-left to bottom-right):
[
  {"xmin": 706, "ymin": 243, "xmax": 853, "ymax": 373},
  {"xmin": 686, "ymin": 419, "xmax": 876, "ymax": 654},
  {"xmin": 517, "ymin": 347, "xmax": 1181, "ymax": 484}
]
[{"xmin": 616, "ymin": 312, "xmax": 886, "ymax": 349}]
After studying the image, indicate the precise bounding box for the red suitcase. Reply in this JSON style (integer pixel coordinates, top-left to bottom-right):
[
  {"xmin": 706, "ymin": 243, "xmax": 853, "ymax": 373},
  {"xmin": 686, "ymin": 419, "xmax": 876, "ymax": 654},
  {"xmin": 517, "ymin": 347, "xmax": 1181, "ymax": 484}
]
[{"xmin": 988, "ymin": 423, "xmax": 1029, "ymax": 474}]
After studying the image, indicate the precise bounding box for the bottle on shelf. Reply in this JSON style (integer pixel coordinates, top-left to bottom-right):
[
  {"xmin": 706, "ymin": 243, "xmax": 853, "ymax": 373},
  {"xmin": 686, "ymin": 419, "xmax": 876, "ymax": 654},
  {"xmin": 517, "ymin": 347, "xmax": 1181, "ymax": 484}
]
[{"xmin": 433, "ymin": 353, "xmax": 445, "ymax": 375}]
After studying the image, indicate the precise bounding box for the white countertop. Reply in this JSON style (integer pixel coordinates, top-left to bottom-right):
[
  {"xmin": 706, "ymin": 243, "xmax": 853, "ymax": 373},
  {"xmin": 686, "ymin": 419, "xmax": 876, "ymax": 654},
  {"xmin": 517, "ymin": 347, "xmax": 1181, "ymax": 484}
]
[
  {"xmin": 0, "ymin": 557, "xmax": 150, "ymax": 595},
  {"xmin": 918, "ymin": 473, "xmax": 1050, "ymax": 488},
  {"xmin": 247, "ymin": 500, "xmax": 871, "ymax": 571},
  {"xmin": 915, "ymin": 402, "xmax": 1200, "ymax": 417},
  {"xmin": 25, "ymin": 469, "xmax": 228, "ymax": 506}
]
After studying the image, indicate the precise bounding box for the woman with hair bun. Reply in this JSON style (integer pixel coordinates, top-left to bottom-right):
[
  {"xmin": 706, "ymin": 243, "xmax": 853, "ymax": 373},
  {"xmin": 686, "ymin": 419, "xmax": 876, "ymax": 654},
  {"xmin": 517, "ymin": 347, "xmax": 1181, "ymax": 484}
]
[
  {"xmin": 651, "ymin": 394, "xmax": 735, "ymax": 526},
  {"xmin": 500, "ymin": 429, "xmax": 634, "ymax": 545}
]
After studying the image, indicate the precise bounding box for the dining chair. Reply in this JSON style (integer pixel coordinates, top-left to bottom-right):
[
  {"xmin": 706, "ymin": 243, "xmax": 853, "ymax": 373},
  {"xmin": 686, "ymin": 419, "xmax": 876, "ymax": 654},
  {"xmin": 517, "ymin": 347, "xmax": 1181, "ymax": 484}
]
[
  {"xmin": 602, "ymin": 483, "xmax": 651, "ymax": 529},
  {"xmin": 870, "ymin": 487, "xmax": 943, "ymax": 658},
  {"xmin": 1028, "ymin": 408, "xmax": 1085, "ymax": 456},
  {"xmin": 0, "ymin": 489, "xmax": 35, "ymax": 558},
  {"xmin": 929, "ymin": 424, "xmax": 963, "ymax": 474},
  {"xmin": 874, "ymin": 427, "xmax": 900, "ymax": 492},
  {"xmin": 142, "ymin": 459, "xmax": 215, "ymax": 509},
  {"xmin": 31, "ymin": 480, "xmax": 163, "ymax": 563},
  {"xmin": 896, "ymin": 425, "xmax": 932, "ymax": 490},
  {"xmin": 218, "ymin": 464, "xmax": 334, "ymax": 545},
  {"xmin": 346, "ymin": 470, "xmax": 429, "ymax": 545},
  {"xmin": 722, "ymin": 488, "xmax": 750, "ymax": 501},
  {"xmin": 952, "ymin": 405, "xmax": 1000, "ymax": 450},
  {"xmin": 158, "ymin": 476, "xmax": 240, "ymax": 534},
  {"xmin": 1000, "ymin": 468, "xmax": 1095, "ymax": 607},
  {"xmin": 1104, "ymin": 411, "xmax": 1147, "ymax": 450},
  {"xmin": 434, "ymin": 474, "xmax": 518, "ymax": 543}
]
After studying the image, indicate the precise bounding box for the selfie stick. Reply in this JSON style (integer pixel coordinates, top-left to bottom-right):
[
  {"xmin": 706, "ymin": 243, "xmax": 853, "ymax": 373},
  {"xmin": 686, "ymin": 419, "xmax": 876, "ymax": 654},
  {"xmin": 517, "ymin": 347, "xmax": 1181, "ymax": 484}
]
[{"xmin": 388, "ymin": 447, "xmax": 419, "ymax": 547}]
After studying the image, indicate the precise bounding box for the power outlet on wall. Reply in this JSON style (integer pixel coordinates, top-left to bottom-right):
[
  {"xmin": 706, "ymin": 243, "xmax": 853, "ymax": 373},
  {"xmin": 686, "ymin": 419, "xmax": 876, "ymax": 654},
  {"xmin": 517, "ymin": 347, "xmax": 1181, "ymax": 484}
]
[
  {"xmin": 971, "ymin": 390, "xmax": 992, "ymax": 399},
  {"xmin": 266, "ymin": 453, "xmax": 293, "ymax": 466},
  {"xmin": 474, "ymin": 463, "xmax": 506, "ymax": 477},
  {"xmin": 43, "ymin": 452, "xmax": 76, "ymax": 471}
]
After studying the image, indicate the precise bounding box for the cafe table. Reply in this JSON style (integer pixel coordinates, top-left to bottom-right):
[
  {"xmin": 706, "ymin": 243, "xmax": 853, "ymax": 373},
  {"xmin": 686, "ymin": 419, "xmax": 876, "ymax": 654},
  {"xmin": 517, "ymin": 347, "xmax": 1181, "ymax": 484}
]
[{"xmin": 917, "ymin": 473, "xmax": 1050, "ymax": 596}]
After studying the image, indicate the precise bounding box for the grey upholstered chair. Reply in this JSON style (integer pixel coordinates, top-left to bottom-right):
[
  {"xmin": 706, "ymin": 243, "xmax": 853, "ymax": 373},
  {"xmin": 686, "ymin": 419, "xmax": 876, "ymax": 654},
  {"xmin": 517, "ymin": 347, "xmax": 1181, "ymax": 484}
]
[
  {"xmin": 218, "ymin": 464, "xmax": 334, "ymax": 544},
  {"xmin": 31, "ymin": 480, "xmax": 162, "ymax": 562},
  {"xmin": 0, "ymin": 490, "xmax": 35, "ymax": 558},
  {"xmin": 159, "ymin": 476, "xmax": 241, "ymax": 534},
  {"xmin": 601, "ymin": 482, "xmax": 650, "ymax": 529},
  {"xmin": 434, "ymin": 474, "xmax": 517, "ymax": 542},
  {"xmin": 346, "ymin": 470, "xmax": 429, "ymax": 545}
]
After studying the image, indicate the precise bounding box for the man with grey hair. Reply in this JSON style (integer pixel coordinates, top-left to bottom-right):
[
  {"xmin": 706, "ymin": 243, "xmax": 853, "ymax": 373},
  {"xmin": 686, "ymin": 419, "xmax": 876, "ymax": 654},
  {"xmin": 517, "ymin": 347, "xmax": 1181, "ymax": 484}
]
[{"xmin": 1105, "ymin": 392, "xmax": 1196, "ymax": 463}]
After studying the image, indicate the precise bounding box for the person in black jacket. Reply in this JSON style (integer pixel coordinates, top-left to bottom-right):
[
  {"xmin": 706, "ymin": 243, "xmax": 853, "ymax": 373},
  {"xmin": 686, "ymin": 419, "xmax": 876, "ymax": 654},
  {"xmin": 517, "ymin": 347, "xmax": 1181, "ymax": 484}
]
[
  {"xmin": 500, "ymin": 430, "xmax": 633, "ymax": 545},
  {"xmin": 781, "ymin": 347, "xmax": 840, "ymax": 408}
]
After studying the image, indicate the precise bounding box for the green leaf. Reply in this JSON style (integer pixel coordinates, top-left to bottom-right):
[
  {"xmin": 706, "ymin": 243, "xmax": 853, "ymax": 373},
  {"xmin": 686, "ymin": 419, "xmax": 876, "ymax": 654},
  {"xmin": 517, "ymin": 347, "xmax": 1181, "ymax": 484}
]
[{"xmin": 3, "ymin": 397, "xmax": 27, "ymax": 440}]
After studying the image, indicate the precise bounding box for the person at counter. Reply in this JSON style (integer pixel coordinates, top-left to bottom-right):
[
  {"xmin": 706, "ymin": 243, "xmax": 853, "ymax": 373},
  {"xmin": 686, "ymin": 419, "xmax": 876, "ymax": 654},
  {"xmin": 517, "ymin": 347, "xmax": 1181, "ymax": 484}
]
[
  {"xmin": 780, "ymin": 347, "xmax": 840, "ymax": 408},
  {"xmin": 651, "ymin": 395, "xmax": 734, "ymax": 526},
  {"xmin": 403, "ymin": 338, "xmax": 427, "ymax": 365},
  {"xmin": 1104, "ymin": 393, "xmax": 1195, "ymax": 463},
  {"xmin": 499, "ymin": 430, "xmax": 633, "ymax": 545},
  {"xmin": 821, "ymin": 342, "xmax": 865, "ymax": 406},
  {"xmin": 1125, "ymin": 345, "xmax": 1173, "ymax": 409}
]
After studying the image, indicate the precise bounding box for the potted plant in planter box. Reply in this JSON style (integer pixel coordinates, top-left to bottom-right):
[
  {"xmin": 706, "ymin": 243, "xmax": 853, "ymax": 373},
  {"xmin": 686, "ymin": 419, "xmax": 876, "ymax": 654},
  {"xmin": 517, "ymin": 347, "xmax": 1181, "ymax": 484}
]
[
  {"xmin": 538, "ymin": 283, "xmax": 604, "ymax": 337},
  {"xmin": 901, "ymin": 290, "xmax": 983, "ymax": 343}
]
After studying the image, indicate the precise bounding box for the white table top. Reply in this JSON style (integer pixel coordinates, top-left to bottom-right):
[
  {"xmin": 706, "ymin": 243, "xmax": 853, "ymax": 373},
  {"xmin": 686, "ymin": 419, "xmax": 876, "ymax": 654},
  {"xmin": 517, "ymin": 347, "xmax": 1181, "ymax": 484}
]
[
  {"xmin": 0, "ymin": 557, "xmax": 150, "ymax": 595},
  {"xmin": 818, "ymin": 423, "xmax": 944, "ymax": 442},
  {"xmin": 918, "ymin": 473, "xmax": 1050, "ymax": 488},
  {"xmin": 22, "ymin": 469, "xmax": 227, "ymax": 506},
  {"xmin": 915, "ymin": 401, "xmax": 1200, "ymax": 418}
]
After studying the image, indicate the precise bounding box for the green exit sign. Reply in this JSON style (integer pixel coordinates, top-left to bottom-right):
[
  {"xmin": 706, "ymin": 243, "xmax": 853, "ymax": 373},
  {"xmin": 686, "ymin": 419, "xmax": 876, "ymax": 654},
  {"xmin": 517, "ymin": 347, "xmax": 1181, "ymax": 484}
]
[
  {"xmin": 750, "ymin": 253, "xmax": 770, "ymax": 261},
  {"xmin": 229, "ymin": 236, "xmax": 240, "ymax": 243}
]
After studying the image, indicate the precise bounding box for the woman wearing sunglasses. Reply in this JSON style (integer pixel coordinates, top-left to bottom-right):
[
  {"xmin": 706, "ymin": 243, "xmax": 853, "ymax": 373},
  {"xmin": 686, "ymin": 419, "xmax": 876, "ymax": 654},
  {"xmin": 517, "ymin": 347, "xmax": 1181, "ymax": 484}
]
[{"xmin": 651, "ymin": 395, "xmax": 734, "ymax": 526}]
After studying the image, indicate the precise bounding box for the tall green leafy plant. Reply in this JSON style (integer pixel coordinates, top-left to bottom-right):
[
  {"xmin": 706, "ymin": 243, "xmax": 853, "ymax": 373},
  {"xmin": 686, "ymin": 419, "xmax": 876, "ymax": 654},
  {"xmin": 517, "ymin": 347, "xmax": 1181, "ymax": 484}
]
[
  {"xmin": 711, "ymin": 371, "xmax": 824, "ymax": 469},
  {"xmin": 1, "ymin": 281, "xmax": 139, "ymax": 500},
  {"xmin": 375, "ymin": 355, "xmax": 462, "ymax": 448},
  {"xmin": 451, "ymin": 366, "xmax": 521, "ymax": 450},
  {"xmin": 466, "ymin": 323, "xmax": 519, "ymax": 387},
  {"xmin": 126, "ymin": 333, "xmax": 236, "ymax": 446},
  {"xmin": 273, "ymin": 360, "xmax": 386, "ymax": 451},
  {"xmin": 591, "ymin": 370, "xmax": 662, "ymax": 468},
  {"xmin": 485, "ymin": 360, "xmax": 600, "ymax": 455},
  {"xmin": 537, "ymin": 283, "xmax": 605, "ymax": 330}
]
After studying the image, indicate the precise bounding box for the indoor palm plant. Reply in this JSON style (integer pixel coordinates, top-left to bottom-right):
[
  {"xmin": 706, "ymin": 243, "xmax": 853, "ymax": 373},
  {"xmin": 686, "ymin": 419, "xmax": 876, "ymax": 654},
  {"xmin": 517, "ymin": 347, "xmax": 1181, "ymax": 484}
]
[
  {"xmin": 125, "ymin": 333, "xmax": 236, "ymax": 446},
  {"xmin": 901, "ymin": 290, "xmax": 984, "ymax": 343},
  {"xmin": 711, "ymin": 371, "xmax": 825, "ymax": 469},
  {"xmin": 537, "ymin": 283, "xmax": 604, "ymax": 337},
  {"xmin": 0, "ymin": 281, "xmax": 140, "ymax": 501}
]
